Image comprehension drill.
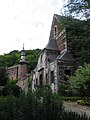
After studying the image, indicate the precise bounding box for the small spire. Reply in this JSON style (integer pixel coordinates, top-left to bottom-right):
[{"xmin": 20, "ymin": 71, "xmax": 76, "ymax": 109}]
[{"xmin": 23, "ymin": 43, "xmax": 24, "ymax": 50}]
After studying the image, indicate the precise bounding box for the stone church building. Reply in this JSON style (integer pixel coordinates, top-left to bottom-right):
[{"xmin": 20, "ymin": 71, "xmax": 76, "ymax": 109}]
[{"xmin": 32, "ymin": 14, "xmax": 76, "ymax": 92}]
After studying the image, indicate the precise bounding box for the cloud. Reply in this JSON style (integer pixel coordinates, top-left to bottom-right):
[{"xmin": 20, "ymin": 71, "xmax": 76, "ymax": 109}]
[{"xmin": 0, "ymin": 0, "xmax": 64, "ymax": 54}]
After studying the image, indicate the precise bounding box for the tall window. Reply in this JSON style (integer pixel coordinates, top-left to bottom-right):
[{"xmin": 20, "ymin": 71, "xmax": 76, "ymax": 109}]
[
  {"xmin": 54, "ymin": 25, "xmax": 58, "ymax": 37},
  {"xmin": 39, "ymin": 74, "xmax": 43, "ymax": 86},
  {"xmin": 46, "ymin": 73, "xmax": 48, "ymax": 84},
  {"xmin": 51, "ymin": 71, "xmax": 54, "ymax": 83},
  {"xmin": 64, "ymin": 70, "xmax": 71, "ymax": 81}
]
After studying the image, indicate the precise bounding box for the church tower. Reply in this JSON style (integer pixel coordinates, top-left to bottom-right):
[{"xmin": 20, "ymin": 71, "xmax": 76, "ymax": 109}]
[{"xmin": 18, "ymin": 45, "xmax": 27, "ymax": 80}]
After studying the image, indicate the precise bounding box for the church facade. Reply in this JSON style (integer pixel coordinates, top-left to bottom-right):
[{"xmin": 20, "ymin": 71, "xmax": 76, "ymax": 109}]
[{"xmin": 32, "ymin": 14, "xmax": 76, "ymax": 92}]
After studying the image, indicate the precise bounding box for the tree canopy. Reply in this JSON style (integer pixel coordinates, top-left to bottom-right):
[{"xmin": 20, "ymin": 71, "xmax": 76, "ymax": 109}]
[
  {"xmin": 64, "ymin": 0, "xmax": 90, "ymax": 19},
  {"xmin": 67, "ymin": 63, "xmax": 90, "ymax": 97},
  {"xmin": 0, "ymin": 67, "xmax": 9, "ymax": 86},
  {"xmin": 58, "ymin": 15, "xmax": 90, "ymax": 65},
  {"xmin": 0, "ymin": 49, "xmax": 41, "ymax": 73}
]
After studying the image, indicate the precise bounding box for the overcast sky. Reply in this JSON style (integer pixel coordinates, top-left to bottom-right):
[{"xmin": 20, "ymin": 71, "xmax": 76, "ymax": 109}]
[{"xmin": 0, "ymin": 0, "xmax": 65, "ymax": 55}]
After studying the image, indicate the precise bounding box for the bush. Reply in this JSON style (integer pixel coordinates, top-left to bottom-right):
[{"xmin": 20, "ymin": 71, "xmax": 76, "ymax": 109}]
[
  {"xmin": 2, "ymin": 85, "xmax": 21, "ymax": 97},
  {"xmin": 77, "ymin": 100, "xmax": 90, "ymax": 106},
  {"xmin": 68, "ymin": 64, "xmax": 90, "ymax": 97},
  {"xmin": 0, "ymin": 86, "xmax": 90, "ymax": 120},
  {"xmin": 62, "ymin": 97, "xmax": 87, "ymax": 101},
  {"xmin": 0, "ymin": 89, "xmax": 2, "ymax": 96},
  {"xmin": 7, "ymin": 79, "xmax": 17, "ymax": 85},
  {"xmin": 58, "ymin": 83, "xmax": 68, "ymax": 96}
]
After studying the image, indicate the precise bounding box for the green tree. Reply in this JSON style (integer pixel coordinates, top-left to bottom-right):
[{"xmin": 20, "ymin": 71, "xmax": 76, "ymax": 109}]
[
  {"xmin": 67, "ymin": 64, "xmax": 90, "ymax": 97},
  {"xmin": 64, "ymin": 0, "xmax": 90, "ymax": 19},
  {"xmin": 26, "ymin": 49, "xmax": 41, "ymax": 73},
  {"xmin": 58, "ymin": 16, "xmax": 90, "ymax": 65},
  {"xmin": 0, "ymin": 67, "xmax": 9, "ymax": 86},
  {"xmin": 0, "ymin": 49, "xmax": 41, "ymax": 73}
]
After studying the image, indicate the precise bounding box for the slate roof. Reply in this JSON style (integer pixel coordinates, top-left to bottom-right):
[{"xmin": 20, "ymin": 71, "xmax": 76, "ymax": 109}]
[
  {"xmin": 57, "ymin": 50, "xmax": 75, "ymax": 62},
  {"xmin": 45, "ymin": 38, "xmax": 59, "ymax": 51}
]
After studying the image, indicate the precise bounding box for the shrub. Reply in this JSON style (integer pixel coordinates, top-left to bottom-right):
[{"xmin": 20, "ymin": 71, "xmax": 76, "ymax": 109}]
[
  {"xmin": 0, "ymin": 89, "xmax": 2, "ymax": 96},
  {"xmin": 7, "ymin": 79, "xmax": 17, "ymax": 85},
  {"xmin": 63, "ymin": 97, "xmax": 84, "ymax": 101},
  {"xmin": 58, "ymin": 83, "xmax": 68, "ymax": 96},
  {"xmin": 0, "ymin": 86, "xmax": 90, "ymax": 120},
  {"xmin": 77, "ymin": 100, "xmax": 90, "ymax": 106},
  {"xmin": 2, "ymin": 85, "xmax": 21, "ymax": 97},
  {"xmin": 68, "ymin": 64, "xmax": 90, "ymax": 97}
]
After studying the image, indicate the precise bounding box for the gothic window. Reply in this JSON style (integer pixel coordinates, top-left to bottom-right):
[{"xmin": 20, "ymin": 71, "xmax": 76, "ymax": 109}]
[{"xmin": 51, "ymin": 71, "xmax": 54, "ymax": 83}]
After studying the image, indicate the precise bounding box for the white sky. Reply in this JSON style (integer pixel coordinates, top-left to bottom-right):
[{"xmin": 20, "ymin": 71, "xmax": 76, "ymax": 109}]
[{"xmin": 0, "ymin": 0, "xmax": 65, "ymax": 55}]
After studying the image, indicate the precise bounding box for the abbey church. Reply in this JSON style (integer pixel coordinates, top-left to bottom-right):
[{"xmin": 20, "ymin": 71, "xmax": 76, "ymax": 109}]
[
  {"xmin": 7, "ymin": 14, "xmax": 76, "ymax": 92},
  {"xmin": 32, "ymin": 14, "xmax": 76, "ymax": 92}
]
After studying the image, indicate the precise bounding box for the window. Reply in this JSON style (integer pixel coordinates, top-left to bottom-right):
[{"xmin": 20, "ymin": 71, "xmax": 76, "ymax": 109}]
[
  {"xmin": 39, "ymin": 74, "xmax": 43, "ymax": 86},
  {"xmin": 46, "ymin": 74, "xmax": 48, "ymax": 84},
  {"xmin": 54, "ymin": 25, "xmax": 58, "ymax": 37},
  {"xmin": 51, "ymin": 71, "xmax": 54, "ymax": 83},
  {"xmin": 64, "ymin": 70, "xmax": 71, "ymax": 81}
]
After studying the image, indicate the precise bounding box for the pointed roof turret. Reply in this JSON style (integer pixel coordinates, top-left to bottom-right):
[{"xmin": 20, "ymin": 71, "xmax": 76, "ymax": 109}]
[{"xmin": 19, "ymin": 44, "xmax": 27, "ymax": 64}]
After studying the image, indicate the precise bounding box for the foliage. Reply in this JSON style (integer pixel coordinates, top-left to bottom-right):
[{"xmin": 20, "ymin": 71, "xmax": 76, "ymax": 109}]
[
  {"xmin": 77, "ymin": 99, "xmax": 90, "ymax": 106},
  {"xmin": 2, "ymin": 85, "xmax": 21, "ymax": 97},
  {"xmin": 63, "ymin": 0, "xmax": 90, "ymax": 19},
  {"xmin": 63, "ymin": 96, "xmax": 90, "ymax": 101},
  {"xmin": 0, "ymin": 86, "xmax": 89, "ymax": 120},
  {"xmin": 66, "ymin": 18, "xmax": 90, "ymax": 65},
  {"xmin": 27, "ymin": 78, "xmax": 32, "ymax": 91},
  {"xmin": 26, "ymin": 49, "xmax": 41, "ymax": 73},
  {"xmin": 0, "ymin": 67, "xmax": 9, "ymax": 86},
  {"xmin": 58, "ymin": 16, "xmax": 90, "ymax": 65},
  {"xmin": 32, "ymin": 85, "xmax": 63, "ymax": 120},
  {"xmin": 7, "ymin": 79, "xmax": 17, "ymax": 85},
  {"xmin": 0, "ymin": 49, "xmax": 41, "ymax": 73},
  {"xmin": 0, "ymin": 90, "xmax": 2, "ymax": 96},
  {"xmin": 67, "ymin": 63, "xmax": 90, "ymax": 97},
  {"xmin": 58, "ymin": 83, "xmax": 68, "ymax": 96}
]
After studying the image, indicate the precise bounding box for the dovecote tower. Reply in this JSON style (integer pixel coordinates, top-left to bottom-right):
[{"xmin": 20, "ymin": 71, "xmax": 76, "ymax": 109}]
[{"xmin": 18, "ymin": 45, "xmax": 27, "ymax": 80}]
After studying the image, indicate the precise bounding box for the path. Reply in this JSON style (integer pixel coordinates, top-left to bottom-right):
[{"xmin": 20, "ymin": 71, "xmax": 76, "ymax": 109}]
[{"xmin": 63, "ymin": 101, "xmax": 90, "ymax": 117}]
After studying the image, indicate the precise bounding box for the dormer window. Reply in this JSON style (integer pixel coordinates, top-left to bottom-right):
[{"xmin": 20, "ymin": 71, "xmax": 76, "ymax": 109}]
[{"xmin": 54, "ymin": 25, "xmax": 58, "ymax": 37}]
